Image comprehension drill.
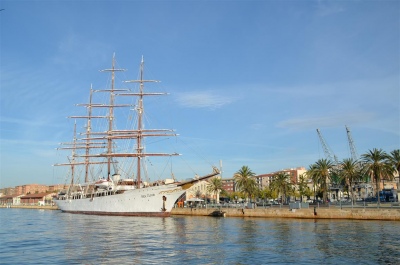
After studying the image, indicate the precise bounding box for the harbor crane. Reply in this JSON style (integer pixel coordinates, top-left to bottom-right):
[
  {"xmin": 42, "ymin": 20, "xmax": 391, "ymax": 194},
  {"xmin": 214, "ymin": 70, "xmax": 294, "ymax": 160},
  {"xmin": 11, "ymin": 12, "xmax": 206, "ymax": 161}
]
[
  {"xmin": 345, "ymin": 125, "xmax": 358, "ymax": 161},
  {"xmin": 316, "ymin": 128, "xmax": 339, "ymax": 164}
]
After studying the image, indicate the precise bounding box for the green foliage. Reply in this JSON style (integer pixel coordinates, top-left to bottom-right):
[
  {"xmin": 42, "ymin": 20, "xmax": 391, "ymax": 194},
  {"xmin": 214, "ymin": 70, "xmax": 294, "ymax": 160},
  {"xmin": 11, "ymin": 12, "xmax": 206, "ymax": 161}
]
[
  {"xmin": 338, "ymin": 158, "xmax": 362, "ymax": 204},
  {"xmin": 233, "ymin": 166, "xmax": 257, "ymax": 201},
  {"xmin": 269, "ymin": 171, "xmax": 293, "ymax": 204},
  {"xmin": 220, "ymin": 189, "xmax": 230, "ymax": 198},
  {"xmin": 259, "ymin": 187, "xmax": 271, "ymax": 200},
  {"xmin": 306, "ymin": 159, "xmax": 335, "ymax": 203},
  {"xmin": 361, "ymin": 148, "xmax": 395, "ymax": 204},
  {"xmin": 297, "ymin": 174, "xmax": 312, "ymax": 201},
  {"xmin": 227, "ymin": 149, "xmax": 398, "ymax": 205},
  {"xmin": 207, "ymin": 177, "xmax": 224, "ymax": 203},
  {"xmin": 389, "ymin": 149, "xmax": 400, "ymax": 174}
]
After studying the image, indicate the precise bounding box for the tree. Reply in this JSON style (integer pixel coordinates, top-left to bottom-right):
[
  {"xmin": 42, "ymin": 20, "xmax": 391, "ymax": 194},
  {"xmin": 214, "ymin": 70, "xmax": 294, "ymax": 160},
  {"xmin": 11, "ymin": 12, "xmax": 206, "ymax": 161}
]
[
  {"xmin": 307, "ymin": 159, "xmax": 334, "ymax": 203},
  {"xmin": 329, "ymin": 170, "xmax": 343, "ymax": 201},
  {"xmin": 229, "ymin": 191, "xmax": 245, "ymax": 202},
  {"xmin": 259, "ymin": 187, "xmax": 269, "ymax": 201},
  {"xmin": 339, "ymin": 158, "xmax": 361, "ymax": 205},
  {"xmin": 361, "ymin": 148, "xmax": 395, "ymax": 204},
  {"xmin": 305, "ymin": 164, "xmax": 318, "ymax": 200},
  {"xmin": 297, "ymin": 174, "xmax": 312, "ymax": 202},
  {"xmin": 207, "ymin": 176, "xmax": 224, "ymax": 203},
  {"xmin": 389, "ymin": 149, "xmax": 400, "ymax": 176},
  {"xmin": 220, "ymin": 189, "xmax": 230, "ymax": 201},
  {"xmin": 233, "ymin": 166, "xmax": 257, "ymax": 202},
  {"xmin": 269, "ymin": 171, "xmax": 293, "ymax": 205}
]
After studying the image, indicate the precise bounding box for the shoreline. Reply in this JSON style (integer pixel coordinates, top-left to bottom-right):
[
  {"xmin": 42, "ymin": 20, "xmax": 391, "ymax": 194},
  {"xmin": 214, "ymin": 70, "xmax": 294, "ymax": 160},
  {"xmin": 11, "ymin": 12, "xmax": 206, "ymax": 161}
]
[
  {"xmin": 0, "ymin": 205, "xmax": 59, "ymax": 210},
  {"xmin": 171, "ymin": 206, "xmax": 400, "ymax": 221},
  {"xmin": 2, "ymin": 205, "xmax": 399, "ymax": 221}
]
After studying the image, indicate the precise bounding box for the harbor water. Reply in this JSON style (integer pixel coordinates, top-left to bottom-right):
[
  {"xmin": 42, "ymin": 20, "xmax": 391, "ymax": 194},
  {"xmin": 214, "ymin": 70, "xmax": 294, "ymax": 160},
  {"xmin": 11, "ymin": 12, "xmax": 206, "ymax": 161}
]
[{"xmin": 0, "ymin": 208, "xmax": 399, "ymax": 264}]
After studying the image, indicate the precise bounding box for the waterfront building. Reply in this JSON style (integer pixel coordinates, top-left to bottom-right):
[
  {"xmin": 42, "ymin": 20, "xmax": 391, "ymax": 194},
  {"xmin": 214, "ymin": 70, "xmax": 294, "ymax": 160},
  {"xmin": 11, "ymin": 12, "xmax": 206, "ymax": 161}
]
[
  {"xmin": 0, "ymin": 195, "xmax": 13, "ymax": 205},
  {"xmin": 219, "ymin": 167, "xmax": 308, "ymax": 202},
  {"xmin": 185, "ymin": 179, "xmax": 210, "ymax": 201},
  {"xmin": 20, "ymin": 193, "xmax": 56, "ymax": 205},
  {"xmin": 14, "ymin": 186, "xmax": 22, "ymax": 195},
  {"xmin": 1, "ymin": 183, "xmax": 67, "ymax": 197},
  {"xmin": 48, "ymin": 184, "xmax": 67, "ymax": 192},
  {"xmin": 0, "ymin": 194, "xmax": 23, "ymax": 206},
  {"xmin": 381, "ymin": 179, "xmax": 398, "ymax": 190},
  {"xmin": 184, "ymin": 175, "xmax": 223, "ymax": 203},
  {"xmin": 15, "ymin": 184, "xmax": 49, "ymax": 195},
  {"xmin": 221, "ymin": 178, "xmax": 235, "ymax": 193},
  {"xmin": 0, "ymin": 187, "xmax": 16, "ymax": 196},
  {"xmin": 255, "ymin": 167, "xmax": 307, "ymax": 190}
]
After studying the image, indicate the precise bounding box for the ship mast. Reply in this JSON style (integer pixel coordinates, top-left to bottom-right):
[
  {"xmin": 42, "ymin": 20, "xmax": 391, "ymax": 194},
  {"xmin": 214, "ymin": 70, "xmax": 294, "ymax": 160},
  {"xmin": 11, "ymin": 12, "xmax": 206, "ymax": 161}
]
[
  {"xmin": 55, "ymin": 55, "xmax": 126, "ymax": 182},
  {"xmin": 55, "ymin": 55, "xmax": 221, "ymax": 195},
  {"xmin": 68, "ymin": 85, "xmax": 109, "ymax": 182},
  {"xmin": 70, "ymin": 121, "xmax": 77, "ymax": 188},
  {"xmin": 121, "ymin": 56, "xmax": 180, "ymax": 188},
  {"xmin": 136, "ymin": 57, "xmax": 145, "ymax": 186},
  {"xmin": 84, "ymin": 86, "xmax": 93, "ymax": 183},
  {"xmin": 99, "ymin": 53, "xmax": 127, "ymax": 181},
  {"xmin": 60, "ymin": 55, "xmax": 179, "ymax": 188},
  {"xmin": 107, "ymin": 56, "xmax": 116, "ymax": 181}
]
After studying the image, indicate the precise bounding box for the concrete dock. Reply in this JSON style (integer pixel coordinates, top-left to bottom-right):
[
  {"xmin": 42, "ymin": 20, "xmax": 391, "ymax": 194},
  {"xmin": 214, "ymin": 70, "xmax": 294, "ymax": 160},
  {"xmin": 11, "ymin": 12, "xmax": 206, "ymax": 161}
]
[
  {"xmin": 171, "ymin": 206, "xmax": 400, "ymax": 221},
  {"xmin": 2, "ymin": 204, "xmax": 399, "ymax": 221}
]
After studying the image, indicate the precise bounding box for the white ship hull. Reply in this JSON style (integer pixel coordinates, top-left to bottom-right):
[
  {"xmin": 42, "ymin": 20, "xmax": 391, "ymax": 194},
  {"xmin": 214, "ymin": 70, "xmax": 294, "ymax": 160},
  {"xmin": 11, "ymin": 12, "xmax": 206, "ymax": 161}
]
[{"xmin": 54, "ymin": 184, "xmax": 184, "ymax": 217}]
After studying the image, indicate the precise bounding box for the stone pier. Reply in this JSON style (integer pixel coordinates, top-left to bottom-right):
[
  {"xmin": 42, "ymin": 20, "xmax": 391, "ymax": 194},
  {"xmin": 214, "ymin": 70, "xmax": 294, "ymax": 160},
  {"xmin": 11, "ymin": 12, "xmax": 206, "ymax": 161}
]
[{"xmin": 171, "ymin": 206, "xmax": 400, "ymax": 221}]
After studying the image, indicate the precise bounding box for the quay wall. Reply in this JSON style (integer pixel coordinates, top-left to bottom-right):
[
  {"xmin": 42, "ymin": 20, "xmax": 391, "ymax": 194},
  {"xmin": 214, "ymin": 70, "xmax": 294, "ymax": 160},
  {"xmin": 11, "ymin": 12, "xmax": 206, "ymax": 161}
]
[
  {"xmin": 171, "ymin": 207, "xmax": 400, "ymax": 221},
  {"xmin": 2, "ymin": 205, "xmax": 399, "ymax": 221},
  {"xmin": 0, "ymin": 205, "xmax": 59, "ymax": 210}
]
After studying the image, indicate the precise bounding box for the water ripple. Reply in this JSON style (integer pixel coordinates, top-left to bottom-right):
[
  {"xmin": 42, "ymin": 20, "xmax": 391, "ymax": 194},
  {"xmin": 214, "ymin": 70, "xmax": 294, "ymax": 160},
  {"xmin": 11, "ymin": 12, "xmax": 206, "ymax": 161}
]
[{"xmin": 1, "ymin": 209, "xmax": 399, "ymax": 264}]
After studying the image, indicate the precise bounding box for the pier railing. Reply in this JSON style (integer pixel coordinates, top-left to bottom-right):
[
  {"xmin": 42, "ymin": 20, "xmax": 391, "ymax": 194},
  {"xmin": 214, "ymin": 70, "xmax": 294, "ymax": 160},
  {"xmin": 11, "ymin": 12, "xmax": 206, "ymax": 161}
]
[{"xmin": 178, "ymin": 201, "xmax": 400, "ymax": 210}]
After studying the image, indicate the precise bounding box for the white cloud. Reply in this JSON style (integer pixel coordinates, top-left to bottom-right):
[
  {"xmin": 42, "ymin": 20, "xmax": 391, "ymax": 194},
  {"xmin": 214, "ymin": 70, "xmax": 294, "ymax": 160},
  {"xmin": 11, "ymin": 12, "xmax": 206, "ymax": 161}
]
[{"xmin": 175, "ymin": 91, "xmax": 237, "ymax": 110}]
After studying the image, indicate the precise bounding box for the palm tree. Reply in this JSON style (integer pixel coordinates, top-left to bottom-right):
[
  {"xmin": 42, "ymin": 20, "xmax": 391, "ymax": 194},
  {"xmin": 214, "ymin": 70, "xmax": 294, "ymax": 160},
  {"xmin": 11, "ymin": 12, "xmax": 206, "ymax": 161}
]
[
  {"xmin": 307, "ymin": 159, "xmax": 335, "ymax": 203},
  {"xmin": 305, "ymin": 164, "xmax": 318, "ymax": 200},
  {"xmin": 389, "ymin": 149, "xmax": 400, "ymax": 179},
  {"xmin": 297, "ymin": 174, "xmax": 312, "ymax": 202},
  {"xmin": 361, "ymin": 148, "xmax": 395, "ymax": 204},
  {"xmin": 329, "ymin": 170, "xmax": 343, "ymax": 202},
  {"xmin": 269, "ymin": 171, "xmax": 293, "ymax": 205},
  {"xmin": 207, "ymin": 176, "xmax": 224, "ymax": 204},
  {"xmin": 233, "ymin": 166, "xmax": 257, "ymax": 202},
  {"xmin": 339, "ymin": 158, "xmax": 361, "ymax": 205}
]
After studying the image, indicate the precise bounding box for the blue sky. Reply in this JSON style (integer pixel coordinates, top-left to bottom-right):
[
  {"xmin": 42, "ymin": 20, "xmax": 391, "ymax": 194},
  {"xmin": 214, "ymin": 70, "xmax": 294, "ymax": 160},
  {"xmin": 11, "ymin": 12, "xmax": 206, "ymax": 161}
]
[{"xmin": 0, "ymin": 0, "xmax": 399, "ymax": 188}]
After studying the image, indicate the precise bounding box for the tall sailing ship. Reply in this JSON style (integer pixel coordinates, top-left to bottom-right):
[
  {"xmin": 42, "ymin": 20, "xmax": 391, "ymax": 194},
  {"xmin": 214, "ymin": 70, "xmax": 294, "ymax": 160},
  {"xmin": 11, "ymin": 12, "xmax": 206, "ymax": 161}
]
[{"xmin": 53, "ymin": 55, "xmax": 219, "ymax": 216}]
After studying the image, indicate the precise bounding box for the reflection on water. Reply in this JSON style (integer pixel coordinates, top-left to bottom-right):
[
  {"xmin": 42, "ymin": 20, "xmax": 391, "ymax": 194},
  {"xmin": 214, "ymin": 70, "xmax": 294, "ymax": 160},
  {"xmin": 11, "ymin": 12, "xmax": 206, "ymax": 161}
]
[{"xmin": 0, "ymin": 209, "xmax": 399, "ymax": 264}]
